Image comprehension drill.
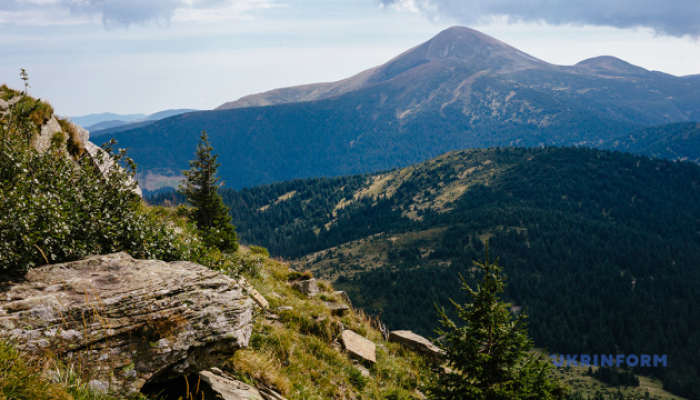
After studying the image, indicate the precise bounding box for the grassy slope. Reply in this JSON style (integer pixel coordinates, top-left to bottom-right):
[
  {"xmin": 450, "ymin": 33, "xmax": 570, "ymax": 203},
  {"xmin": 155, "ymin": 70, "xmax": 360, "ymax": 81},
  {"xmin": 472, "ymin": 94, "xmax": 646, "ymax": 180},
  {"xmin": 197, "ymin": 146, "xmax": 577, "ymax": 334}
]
[{"xmin": 226, "ymin": 247, "xmax": 433, "ymax": 400}]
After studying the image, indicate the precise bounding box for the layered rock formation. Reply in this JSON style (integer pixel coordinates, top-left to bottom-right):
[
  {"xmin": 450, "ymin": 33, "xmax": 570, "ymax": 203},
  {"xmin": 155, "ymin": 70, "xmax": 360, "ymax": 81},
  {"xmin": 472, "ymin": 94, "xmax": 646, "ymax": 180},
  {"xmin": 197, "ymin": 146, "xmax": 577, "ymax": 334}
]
[{"xmin": 0, "ymin": 253, "xmax": 253, "ymax": 396}]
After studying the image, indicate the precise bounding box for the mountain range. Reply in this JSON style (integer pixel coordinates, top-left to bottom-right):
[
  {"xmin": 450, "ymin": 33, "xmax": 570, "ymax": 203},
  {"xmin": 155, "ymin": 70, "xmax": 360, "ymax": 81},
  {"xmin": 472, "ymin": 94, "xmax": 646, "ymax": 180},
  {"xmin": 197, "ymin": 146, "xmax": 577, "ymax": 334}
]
[
  {"xmin": 72, "ymin": 109, "xmax": 198, "ymax": 136},
  {"xmin": 105, "ymin": 26, "xmax": 700, "ymax": 190}
]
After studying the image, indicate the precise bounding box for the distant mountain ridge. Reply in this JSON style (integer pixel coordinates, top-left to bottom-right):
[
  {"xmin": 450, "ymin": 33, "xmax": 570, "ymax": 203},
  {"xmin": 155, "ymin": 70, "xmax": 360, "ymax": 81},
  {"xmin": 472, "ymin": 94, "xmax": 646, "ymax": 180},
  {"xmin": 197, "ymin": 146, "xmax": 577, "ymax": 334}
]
[
  {"xmin": 107, "ymin": 26, "xmax": 700, "ymax": 190},
  {"xmin": 73, "ymin": 109, "xmax": 199, "ymax": 136}
]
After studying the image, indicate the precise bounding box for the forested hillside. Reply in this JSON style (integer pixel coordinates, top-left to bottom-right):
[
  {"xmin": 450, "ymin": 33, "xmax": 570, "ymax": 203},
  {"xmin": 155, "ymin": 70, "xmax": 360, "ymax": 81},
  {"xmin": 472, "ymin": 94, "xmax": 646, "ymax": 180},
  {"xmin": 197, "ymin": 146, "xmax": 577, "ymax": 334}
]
[
  {"xmin": 152, "ymin": 147, "xmax": 700, "ymax": 399},
  {"xmin": 604, "ymin": 122, "xmax": 700, "ymax": 163}
]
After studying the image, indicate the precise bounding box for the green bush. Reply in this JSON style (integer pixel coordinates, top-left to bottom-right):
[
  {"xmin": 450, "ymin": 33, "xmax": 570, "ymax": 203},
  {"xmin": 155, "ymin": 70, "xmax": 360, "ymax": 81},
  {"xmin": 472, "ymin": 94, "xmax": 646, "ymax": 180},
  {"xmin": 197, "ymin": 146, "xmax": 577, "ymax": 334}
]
[
  {"xmin": 0, "ymin": 135, "xmax": 192, "ymax": 275},
  {"xmin": 249, "ymin": 245, "xmax": 269, "ymax": 257}
]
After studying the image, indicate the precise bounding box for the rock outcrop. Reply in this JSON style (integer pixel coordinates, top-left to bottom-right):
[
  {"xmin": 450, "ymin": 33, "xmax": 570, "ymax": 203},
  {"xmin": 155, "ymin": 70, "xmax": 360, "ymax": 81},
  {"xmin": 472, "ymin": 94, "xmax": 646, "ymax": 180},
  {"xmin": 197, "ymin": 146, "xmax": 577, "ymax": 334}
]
[{"xmin": 0, "ymin": 253, "xmax": 253, "ymax": 396}]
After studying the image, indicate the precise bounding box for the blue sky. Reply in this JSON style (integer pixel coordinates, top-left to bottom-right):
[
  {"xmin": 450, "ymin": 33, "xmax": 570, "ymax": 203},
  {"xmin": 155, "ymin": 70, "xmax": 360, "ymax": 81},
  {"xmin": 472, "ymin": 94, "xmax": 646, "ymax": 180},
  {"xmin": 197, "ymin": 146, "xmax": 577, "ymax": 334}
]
[{"xmin": 1, "ymin": 0, "xmax": 699, "ymax": 117}]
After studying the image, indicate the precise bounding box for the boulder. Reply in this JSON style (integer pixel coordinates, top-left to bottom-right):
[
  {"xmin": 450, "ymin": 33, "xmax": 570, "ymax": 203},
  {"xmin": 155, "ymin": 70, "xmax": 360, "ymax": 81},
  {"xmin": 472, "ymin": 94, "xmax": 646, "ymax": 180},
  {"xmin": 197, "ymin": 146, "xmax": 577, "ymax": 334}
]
[
  {"xmin": 0, "ymin": 252, "xmax": 254, "ymax": 396},
  {"xmin": 290, "ymin": 278, "xmax": 319, "ymax": 297},
  {"xmin": 388, "ymin": 330, "xmax": 444, "ymax": 359},
  {"xmin": 341, "ymin": 330, "xmax": 376, "ymax": 364}
]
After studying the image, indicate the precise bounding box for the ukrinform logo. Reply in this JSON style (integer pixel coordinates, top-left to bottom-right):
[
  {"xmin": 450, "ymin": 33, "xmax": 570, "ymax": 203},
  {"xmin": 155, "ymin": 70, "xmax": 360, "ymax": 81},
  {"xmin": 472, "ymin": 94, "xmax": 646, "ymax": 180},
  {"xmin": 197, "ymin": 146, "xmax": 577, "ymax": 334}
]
[{"xmin": 550, "ymin": 354, "xmax": 667, "ymax": 368}]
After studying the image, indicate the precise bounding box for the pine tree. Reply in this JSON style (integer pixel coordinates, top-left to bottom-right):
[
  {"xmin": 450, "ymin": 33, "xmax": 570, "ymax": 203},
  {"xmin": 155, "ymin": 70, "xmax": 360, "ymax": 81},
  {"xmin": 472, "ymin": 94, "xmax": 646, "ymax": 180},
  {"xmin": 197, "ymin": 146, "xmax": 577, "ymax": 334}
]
[
  {"xmin": 427, "ymin": 246, "xmax": 568, "ymax": 400},
  {"xmin": 179, "ymin": 130, "xmax": 238, "ymax": 252}
]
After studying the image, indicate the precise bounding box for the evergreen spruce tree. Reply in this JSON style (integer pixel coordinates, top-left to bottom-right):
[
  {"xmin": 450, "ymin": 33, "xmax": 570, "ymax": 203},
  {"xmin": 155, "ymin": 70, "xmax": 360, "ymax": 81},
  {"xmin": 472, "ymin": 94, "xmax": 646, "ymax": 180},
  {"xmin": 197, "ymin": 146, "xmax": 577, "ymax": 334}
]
[
  {"xmin": 427, "ymin": 246, "xmax": 568, "ymax": 400},
  {"xmin": 179, "ymin": 130, "xmax": 238, "ymax": 252}
]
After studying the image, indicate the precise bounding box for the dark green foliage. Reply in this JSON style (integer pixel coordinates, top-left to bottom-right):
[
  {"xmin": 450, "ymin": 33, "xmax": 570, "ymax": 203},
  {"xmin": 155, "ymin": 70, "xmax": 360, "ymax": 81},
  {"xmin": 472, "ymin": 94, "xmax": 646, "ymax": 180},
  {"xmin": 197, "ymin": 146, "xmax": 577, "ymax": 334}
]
[
  {"xmin": 248, "ymin": 245, "xmax": 269, "ymax": 257},
  {"xmin": 592, "ymin": 367, "xmax": 640, "ymax": 387},
  {"xmin": 604, "ymin": 122, "xmax": 700, "ymax": 163},
  {"xmin": 179, "ymin": 130, "xmax": 238, "ymax": 252},
  {"xmin": 0, "ymin": 135, "xmax": 189, "ymax": 276},
  {"xmin": 427, "ymin": 250, "xmax": 568, "ymax": 400}
]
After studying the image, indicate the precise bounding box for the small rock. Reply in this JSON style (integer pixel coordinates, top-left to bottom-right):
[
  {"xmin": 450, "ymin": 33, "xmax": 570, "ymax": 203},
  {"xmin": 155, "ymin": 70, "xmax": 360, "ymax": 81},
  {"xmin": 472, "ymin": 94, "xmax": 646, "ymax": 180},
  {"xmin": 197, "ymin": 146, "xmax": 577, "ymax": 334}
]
[
  {"xmin": 341, "ymin": 330, "xmax": 376, "ymax": 364},
  {"xmin": 265, "ymin": 313, "xmax": 280, "ymax": 320},
  {"xmin": 276, "ymin": 306, "xmax": 293, "ymax": 312},
  {"xmin": 334, "ymin": 291, "xmax": 353, "ymax": 308},
  {"xmin": 238, "ymin": 278, "xmax": 269, "ymax": 309},
  {"xmin": 88, "ymin": 380, "xmax": 109, "ymax": 393},
  {"xmin": 259, "ymin": 384, "xmax": 287, "ymax": 400},
  {"xmin": 388, "ymin": 330, "xmax": 444, "ymax": 360},
  {"xmin": 197, "ymin": 368, "xmax": 286, "ymax": 400},
  {"xmin": 355, "ymin": 365, "xmax": 370, "ymax": 378},
  {"xmin": 290, "ymin": 279, "xmax": 319, "ymax": 297}
]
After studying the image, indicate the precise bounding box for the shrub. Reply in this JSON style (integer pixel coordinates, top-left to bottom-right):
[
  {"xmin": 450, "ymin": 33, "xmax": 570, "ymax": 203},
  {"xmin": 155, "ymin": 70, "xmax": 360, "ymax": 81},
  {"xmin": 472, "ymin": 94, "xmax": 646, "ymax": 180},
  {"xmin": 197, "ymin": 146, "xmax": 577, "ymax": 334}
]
[
  {"xmin": 0, "ymin": 135, "xmax": 190, "ymax": 275},
  {"xmin": 287, "ymin": 270, "xmax": 314, "ymax": 281},
  {"xmin": 249, "ymin": 245, "xmax": 269, "ymax": 257}
]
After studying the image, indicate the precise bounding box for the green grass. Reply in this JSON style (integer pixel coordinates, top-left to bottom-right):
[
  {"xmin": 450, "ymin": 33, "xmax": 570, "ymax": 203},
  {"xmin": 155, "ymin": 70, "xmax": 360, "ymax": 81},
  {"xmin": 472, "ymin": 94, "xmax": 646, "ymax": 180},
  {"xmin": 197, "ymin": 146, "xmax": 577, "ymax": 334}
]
[{"xmin": 0, "ymin": 339, "xmax": 156, "ymax": 400}]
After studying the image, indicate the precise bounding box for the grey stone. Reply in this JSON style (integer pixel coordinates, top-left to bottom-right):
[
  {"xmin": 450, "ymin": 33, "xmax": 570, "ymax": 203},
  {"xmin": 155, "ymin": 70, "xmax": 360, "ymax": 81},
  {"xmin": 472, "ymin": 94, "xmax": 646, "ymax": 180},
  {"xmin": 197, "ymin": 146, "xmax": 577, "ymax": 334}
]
[
  {"xmin": 290, "ymin": 279, "xmax": 319, "ymax": 297},
  {"xmin": 34, "ymin": 116, "xmax": 64, "ymax": 153},
  {"xmin": 198, "ymin": 370, "xmax": 265, "ymax": 400},
  {"xmin": 84, "ymin": 141, "xmax": 142, "ymax": 197},
  {"xmin": 334, "ymin": 291, "xmax": 353, "ymax": 308},
  {"xmin": 341, "ymin": 330, "xmax": 376, "ymax": 364},
  {"xmin": 388, "ymin": 330, "xmax": 444, "ymax": 359},
  {"xmin": 0, "ymin": 252, "xmax": 254, "ymax": 396},
  {"xmin": 0, "ymin": 99, "xmax": 8, "ymax": 110},
  {"xmin": 259, "ymin": 385, "xmax": 287, "ymax": 400},
  {"xmin": 355, "ymin": 365, "xmax": 370, "ymax": 378}
]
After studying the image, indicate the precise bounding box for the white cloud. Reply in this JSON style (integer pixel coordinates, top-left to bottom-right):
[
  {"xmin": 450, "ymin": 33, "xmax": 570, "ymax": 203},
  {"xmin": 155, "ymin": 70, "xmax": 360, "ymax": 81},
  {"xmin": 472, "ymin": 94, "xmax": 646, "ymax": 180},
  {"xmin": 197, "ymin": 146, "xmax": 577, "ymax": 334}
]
[
  {"xmin": 378, "ymin": 0, "xmax": 700, "ymax": 38},
  {"xmin": 0, "ymin": 0, "xmax": 278, "ymax": 27}
]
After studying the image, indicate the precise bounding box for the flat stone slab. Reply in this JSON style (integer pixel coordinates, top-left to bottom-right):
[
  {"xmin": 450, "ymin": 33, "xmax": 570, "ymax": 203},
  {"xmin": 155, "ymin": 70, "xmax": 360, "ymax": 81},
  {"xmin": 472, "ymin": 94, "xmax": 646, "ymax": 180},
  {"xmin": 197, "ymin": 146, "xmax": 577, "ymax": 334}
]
[
  {"xmin": 341, "ymin": 330, "xmax": 376, "ymax": 363},
  {"xmin": 325, "ymin": 302, "xmax": 350, "ymax": 316},
  {"xmin": 198, "ymin": 370, "xmax": 264, "ymax": 400},
  {"xmin": 388, "ymin": 330, "xmax": 444, "ymax": 359}
]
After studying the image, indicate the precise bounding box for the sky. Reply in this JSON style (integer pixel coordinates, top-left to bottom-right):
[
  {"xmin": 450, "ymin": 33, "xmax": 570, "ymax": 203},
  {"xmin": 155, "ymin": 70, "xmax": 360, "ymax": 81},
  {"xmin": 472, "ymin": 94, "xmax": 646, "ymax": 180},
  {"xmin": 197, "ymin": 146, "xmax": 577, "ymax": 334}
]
[{"xmin": 1, "ymin": 0, "xmax": 699, "ymax": 117}]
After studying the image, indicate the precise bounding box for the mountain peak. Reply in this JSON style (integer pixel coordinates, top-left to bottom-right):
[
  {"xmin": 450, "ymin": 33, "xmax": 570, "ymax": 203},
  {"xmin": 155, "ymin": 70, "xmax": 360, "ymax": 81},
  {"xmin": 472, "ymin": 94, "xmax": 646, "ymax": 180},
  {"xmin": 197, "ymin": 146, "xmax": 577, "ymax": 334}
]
[
  {"xmin": 415, "ymin": 26, "xmax": 549, "ymax": 72},
  {"xmin": 575, "ymin": 56, "xmax": 649, "ymax": 75}
]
